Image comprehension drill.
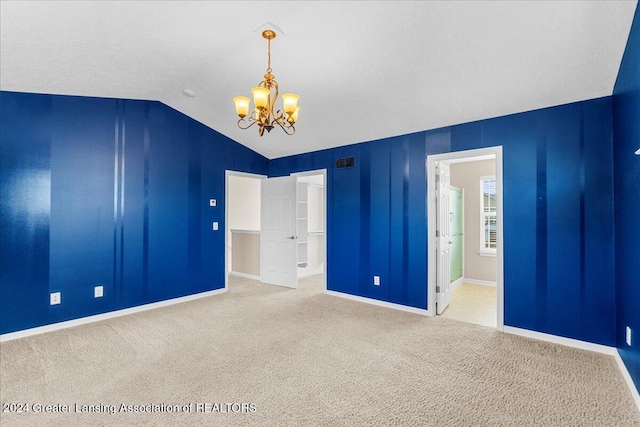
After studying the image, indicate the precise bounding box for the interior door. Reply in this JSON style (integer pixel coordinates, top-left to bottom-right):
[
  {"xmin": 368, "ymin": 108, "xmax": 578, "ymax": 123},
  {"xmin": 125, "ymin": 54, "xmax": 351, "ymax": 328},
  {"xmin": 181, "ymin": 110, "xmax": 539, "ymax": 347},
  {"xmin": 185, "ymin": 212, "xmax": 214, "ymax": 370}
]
[
  {"xmin": 436, "ymin": 162, "xmax": 452, "ymax": 314},
  {"xmin": 261, "ymin": 176, "xmax": 298, "ymax": 288},
  {"xmin": 449, "ymin": 186, "xmax": 464, "ymax": 283}
]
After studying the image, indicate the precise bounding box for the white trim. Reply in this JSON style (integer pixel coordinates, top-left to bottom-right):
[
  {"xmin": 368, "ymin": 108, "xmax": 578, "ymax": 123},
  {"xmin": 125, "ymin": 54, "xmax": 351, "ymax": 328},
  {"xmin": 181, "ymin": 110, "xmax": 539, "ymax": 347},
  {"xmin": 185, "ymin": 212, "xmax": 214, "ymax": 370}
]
[
  {"xmin": 0, "ymin": 288, "xmax": 228, "ymax": 342},
  {"xmin": 324, "ymin": 290, "xmax": 433, "ymax": 317},
  {"xmin": 478, "ymin": 250, "xmax": 497, "ymax": 257},
  {"xmin": 450, "ymin": 276, "xmax": 464, "ymax": 291},
  {"xmin": 298, "ymin": 269, "xmax": 324, "ymax": 278},
  {"xmin": 503, "ymin": 326, "xmax": 616, "ymax": 355},
  {"xmin": 230, "ymin": 229, "xmax": 260, "ymax": 235},
  {"xmin": 290, "ymin": 169, "xmax": 328, "ymax": 293},
  {"xmin": 225, "ymin": 170, "xmax": 267, "ymax": 289},
  {"xmin": 464, "ymin": 278, "xmax": 497, "ymax": 287},
  {"xmin": 427, "ymin": 147, "xmax": 504, "ymax": 331},
  {"xmin": 229, "ymin": 271, "xmax": 261, "ymax": 281},
  {"xmin": 614, "ymin": 350, "xmax": 640, "ymax": 413}
]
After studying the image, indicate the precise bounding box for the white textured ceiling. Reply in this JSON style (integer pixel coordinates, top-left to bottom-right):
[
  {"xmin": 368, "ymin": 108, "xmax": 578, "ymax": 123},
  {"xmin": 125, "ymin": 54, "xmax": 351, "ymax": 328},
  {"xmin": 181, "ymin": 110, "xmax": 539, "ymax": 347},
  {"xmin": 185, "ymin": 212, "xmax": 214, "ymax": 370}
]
[{"xmin": 1, "ymin": 1, "xmax": 637, "ymax": 159}]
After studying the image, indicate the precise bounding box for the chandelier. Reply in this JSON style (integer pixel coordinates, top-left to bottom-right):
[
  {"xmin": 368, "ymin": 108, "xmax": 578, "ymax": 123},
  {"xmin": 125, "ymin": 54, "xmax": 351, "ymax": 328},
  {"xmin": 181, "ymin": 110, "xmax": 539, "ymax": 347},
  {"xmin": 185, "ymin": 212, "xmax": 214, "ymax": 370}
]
[{"xmin": 233, "ymin": 30, "xmax": 300, "ymax": 136}]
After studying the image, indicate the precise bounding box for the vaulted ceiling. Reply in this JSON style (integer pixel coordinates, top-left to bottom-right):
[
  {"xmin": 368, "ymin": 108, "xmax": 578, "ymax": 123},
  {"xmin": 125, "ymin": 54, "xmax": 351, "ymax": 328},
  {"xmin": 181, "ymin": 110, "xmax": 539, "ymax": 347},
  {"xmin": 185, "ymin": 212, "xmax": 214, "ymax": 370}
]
[{"xmin": 1, "ymin": 1, "xmax": 637, "ymax": 159}]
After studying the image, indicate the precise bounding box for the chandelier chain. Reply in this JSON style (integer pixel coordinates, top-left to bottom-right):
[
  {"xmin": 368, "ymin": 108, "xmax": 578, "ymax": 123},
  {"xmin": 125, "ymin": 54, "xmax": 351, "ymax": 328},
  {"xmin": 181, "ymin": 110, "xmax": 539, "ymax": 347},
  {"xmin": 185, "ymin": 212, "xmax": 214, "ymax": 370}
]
[{"xmin": 266, "ymin": 38, "xmax": 272, "ymax": 74}]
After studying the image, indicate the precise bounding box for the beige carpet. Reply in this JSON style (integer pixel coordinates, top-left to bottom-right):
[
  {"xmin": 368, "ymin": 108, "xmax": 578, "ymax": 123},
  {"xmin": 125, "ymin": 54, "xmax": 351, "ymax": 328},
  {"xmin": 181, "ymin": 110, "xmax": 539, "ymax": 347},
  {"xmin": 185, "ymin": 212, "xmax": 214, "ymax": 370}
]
[
  {"xmin": 1, "ymin": 275, "xmax": 638, "ymax": 427},
  {"xmin": 440, "ymin": 282, "xmax": 497, "ymax": 327}
]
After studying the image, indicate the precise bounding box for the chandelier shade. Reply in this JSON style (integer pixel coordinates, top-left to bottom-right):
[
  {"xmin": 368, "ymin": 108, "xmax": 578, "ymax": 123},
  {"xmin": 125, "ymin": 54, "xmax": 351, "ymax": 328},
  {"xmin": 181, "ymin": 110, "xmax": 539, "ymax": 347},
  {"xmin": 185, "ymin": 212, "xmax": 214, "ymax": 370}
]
[
  {"xmin": 232, "ymin": 30, "xmax": 300, "ymax": 136},
  {"xmin": 232, "ymin": 96, "xmax": 250, "ymax": 118}
]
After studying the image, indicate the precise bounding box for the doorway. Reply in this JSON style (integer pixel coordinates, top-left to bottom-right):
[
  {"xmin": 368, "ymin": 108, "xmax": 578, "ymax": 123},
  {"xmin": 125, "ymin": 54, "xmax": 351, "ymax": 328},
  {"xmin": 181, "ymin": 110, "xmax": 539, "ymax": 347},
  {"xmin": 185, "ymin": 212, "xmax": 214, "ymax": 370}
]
[
  {"xmin": 224, "ymin": 171, "xmax": 265, "ymax": 290},
  {"xmin": 225, "ymin": 169, "xmax": 327, "ymax": 292},
  {"xmin": 291, "ymin": 170, "xmax": 327, "ymax": 292},
  {"xmin": 427, "ymin": 147, "xmax": 504, "ymax": 330}
]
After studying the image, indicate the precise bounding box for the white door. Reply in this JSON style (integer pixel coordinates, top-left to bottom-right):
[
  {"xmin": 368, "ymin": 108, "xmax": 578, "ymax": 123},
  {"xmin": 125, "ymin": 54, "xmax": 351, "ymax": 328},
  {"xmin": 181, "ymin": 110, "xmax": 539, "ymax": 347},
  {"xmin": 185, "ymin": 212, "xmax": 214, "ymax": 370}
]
[
  {"xmin": 436, "ymin": 162, "xmax": 452, "ymax": 314},
  {"xmin": 261, "ymin": 176, "xmax": 298, "ymax": 288}
]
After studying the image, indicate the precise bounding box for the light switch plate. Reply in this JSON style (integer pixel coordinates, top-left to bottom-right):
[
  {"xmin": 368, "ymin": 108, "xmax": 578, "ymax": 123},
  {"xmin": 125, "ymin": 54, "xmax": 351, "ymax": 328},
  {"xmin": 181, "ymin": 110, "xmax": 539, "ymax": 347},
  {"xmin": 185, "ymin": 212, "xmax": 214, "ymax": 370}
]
[
  {"xmin": 212, "ymin": 221, "xmax": 219, "ymax": 231},
  {"xmin": 209, "ymin": 199, "xmax": 216, "ymax": 207},
  {"xmin": 94, "ymin": 285, "xmax": 104, "ymax": 298},
  {"xmin": 627, "ymin": 326, "xmax": 632, "ymax": 346},
  {"xmin": 373, "ymin": 276, "xmax": 380, "ymax": 286}
]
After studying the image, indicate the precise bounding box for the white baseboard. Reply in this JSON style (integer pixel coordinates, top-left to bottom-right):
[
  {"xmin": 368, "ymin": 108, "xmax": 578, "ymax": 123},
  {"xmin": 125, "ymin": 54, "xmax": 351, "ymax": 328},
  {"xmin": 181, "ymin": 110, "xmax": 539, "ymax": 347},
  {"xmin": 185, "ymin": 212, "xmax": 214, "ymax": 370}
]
[
  {"xmin": 298, "ymin": 269, "xmax": 324, "ymax": 278},
  {"xmin": 614, "ymin": 350, "xmax": 640, "ymax": 413},
  {"xmin": 229, "ymin": 271, "xmax": 261, "ymax": 281},
  {"xmin": 450, "ymin": 277, "xmax": 464, "ymax": 290},
  {"xmin": 324, "ymin": 290, "xmax": 433, "ymax": 317},
  {"xmin": 503, "ymin": 326, "xmax": 616, "ymax": 355},
  {"xmin": 0, "ymin": 287, "xmax": 228, "ymax": 342},
  {"xmin": 464, "ymin": 278, "xmax": 497, "ymax": 287}
]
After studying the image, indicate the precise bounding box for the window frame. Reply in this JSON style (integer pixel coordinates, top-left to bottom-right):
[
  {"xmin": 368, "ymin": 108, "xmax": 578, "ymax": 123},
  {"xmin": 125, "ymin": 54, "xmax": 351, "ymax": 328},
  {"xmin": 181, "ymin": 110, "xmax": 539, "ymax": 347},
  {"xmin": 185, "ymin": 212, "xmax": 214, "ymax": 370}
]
[{"xmin": 479, "ymin": 175, "xmax": 497, "ymax": 257}]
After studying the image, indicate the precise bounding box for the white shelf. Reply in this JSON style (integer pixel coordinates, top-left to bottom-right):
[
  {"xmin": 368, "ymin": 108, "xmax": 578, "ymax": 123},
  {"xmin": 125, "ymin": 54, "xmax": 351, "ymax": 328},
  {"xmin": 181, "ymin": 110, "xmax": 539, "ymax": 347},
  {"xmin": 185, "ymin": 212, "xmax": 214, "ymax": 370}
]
[{"xmin": 297, "ymin": 181, "xmax": 310, "ymax": 267}]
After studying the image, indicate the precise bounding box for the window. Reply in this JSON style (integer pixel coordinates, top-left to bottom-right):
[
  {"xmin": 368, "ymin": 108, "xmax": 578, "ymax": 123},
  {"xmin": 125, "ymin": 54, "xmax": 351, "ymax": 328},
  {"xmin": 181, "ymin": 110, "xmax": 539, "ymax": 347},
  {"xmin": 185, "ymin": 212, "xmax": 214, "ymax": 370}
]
[{"xmin": 480, "ymin": 176, "xmax": 497, "ymax": 256}]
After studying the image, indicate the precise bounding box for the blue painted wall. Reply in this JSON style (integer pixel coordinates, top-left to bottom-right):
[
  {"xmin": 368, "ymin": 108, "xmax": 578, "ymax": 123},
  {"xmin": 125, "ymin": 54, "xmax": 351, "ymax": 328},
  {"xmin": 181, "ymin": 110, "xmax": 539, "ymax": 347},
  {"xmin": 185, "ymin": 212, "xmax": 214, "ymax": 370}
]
[
  {"xmin": 271, "ymin": 97, "xmax": 616, "ymax": 346},
  {"xmin": 613, "ymin": 3, "xmax": 640, "ymax": 393},
  {"xmin": 0, "ymin": 91, "xmax": 269, "ymax": 334}
]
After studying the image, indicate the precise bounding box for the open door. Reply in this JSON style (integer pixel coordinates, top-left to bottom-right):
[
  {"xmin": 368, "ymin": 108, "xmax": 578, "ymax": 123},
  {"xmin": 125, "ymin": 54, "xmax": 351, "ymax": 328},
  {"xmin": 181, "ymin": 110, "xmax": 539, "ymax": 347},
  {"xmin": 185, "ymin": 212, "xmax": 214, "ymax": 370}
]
[
  {"xmin": 261, "ymin": 176, "xmax": 298, "ymax": 288},
  {"xmin": 436, "ymin": 161, "xmax": 452, "ymax": 314}
]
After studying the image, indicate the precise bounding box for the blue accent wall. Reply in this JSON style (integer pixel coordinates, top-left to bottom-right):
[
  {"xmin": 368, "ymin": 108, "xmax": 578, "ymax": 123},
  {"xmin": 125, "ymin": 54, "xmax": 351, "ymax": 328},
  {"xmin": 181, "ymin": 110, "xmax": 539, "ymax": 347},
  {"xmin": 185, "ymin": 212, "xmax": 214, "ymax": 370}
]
[
  {"xmin": 0, "ymin": 91, "xmax": 622, "ymax": 351},
  {"xmin": 271, "ymin": 97, "xmax": 616, "ymax": 346},
  {"xmin": 0, "ymin": 91, "xmax": 269, "ymax": 334},
  {"xmin": 613, "ymin": 3, "xmax": 640, "ymax": 393}
]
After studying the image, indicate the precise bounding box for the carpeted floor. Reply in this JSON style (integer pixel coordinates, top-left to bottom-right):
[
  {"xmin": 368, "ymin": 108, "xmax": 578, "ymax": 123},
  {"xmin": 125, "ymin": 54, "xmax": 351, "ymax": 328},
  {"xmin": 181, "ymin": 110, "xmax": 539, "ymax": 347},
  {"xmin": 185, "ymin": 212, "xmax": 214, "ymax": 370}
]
[{"xmin": 1, "ymin": 275, "xmax": 638, "ymax": 426}]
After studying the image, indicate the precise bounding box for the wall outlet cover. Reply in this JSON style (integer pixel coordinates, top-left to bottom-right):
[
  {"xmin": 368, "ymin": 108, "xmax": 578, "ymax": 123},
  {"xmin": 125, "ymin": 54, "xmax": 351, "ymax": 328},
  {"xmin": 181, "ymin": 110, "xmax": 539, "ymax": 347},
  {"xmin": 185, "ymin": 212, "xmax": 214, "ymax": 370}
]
[
  {"xmin": 373, "ymin": 276, "xmax": 380, "ymax": 286},
  {"xmin": 213, "ymin": 221, "xmax": 219, "ymax": 231},
  {"xmin": 209, "ymin": 199, "xmax": 216, "ymax": 207},
  {"xmin": 94, "ymin": 285, "xmax": 104, "ymax": 298},
  {"xmin": 626, "ymin": 326, "xmax": 632, "ymax": 346},
  {"xmin": 50, "ymin": 292, "xmax": 61, "ymax": 305}
]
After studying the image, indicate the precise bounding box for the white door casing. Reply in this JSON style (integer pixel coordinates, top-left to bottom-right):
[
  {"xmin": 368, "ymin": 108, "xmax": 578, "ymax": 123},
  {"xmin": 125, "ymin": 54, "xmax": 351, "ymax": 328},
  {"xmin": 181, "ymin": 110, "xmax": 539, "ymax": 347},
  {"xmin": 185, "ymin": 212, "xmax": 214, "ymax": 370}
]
[
  {"xmin": 261, "ymin": 176, "xmax": 298, "ymax": 288},
  {"xmin": 436, "ymin": 161, "xmax": 452, "ymax": 314}
]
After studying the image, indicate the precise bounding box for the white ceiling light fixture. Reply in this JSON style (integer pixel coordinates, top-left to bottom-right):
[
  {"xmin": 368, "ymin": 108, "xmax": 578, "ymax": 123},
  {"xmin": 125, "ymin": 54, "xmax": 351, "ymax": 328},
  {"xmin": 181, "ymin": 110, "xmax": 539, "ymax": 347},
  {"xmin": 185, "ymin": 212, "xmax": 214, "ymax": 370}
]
[{"xmin": 232, "ymin": 29, "xmax": 300, "ymax": 136}]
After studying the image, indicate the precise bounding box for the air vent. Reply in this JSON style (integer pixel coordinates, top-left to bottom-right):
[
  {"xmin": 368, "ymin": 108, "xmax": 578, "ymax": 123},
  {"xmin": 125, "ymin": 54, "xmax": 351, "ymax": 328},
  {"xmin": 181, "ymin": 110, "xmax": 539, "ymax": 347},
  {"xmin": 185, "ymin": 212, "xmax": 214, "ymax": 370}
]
[{"xmin": 336, "ymin": 157, "xmax": 355, "ymax": 168}]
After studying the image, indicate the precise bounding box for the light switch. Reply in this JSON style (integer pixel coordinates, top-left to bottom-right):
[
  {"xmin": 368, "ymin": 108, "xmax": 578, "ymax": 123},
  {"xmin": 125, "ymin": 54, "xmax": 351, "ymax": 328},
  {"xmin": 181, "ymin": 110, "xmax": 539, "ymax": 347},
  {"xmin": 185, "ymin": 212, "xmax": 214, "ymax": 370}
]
[
  {"xmin": 209, "ymin": 199, "xmax": 216, "ymax": 207},
  {"xmin": 212, "ymin": 222, "xmax": 219, "ymax": 231},
  {"xmin": 373, "ymin": 276, "xmax": 380, "ymax": 286}
]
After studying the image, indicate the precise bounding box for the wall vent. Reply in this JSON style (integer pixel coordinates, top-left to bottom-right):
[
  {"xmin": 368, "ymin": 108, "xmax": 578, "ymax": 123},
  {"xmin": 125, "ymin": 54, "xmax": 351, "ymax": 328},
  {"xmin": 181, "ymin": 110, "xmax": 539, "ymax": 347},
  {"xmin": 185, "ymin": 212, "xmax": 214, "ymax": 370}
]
[{"xmin": 336, "ymin": 157, "xmax": 355, "ymax": 168}]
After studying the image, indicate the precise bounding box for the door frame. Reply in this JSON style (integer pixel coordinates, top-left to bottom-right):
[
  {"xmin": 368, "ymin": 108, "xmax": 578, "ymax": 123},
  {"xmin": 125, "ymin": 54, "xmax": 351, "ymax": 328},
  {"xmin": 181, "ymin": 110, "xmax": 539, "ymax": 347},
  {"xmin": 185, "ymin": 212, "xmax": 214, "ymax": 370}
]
[
  {"xmin": 426, "ymin": 147, "xmax": 504, "ymax": 330},
  {"xmin": 224, "ymin": 170, "xmax": 267, "ymax": 291},
  {"xmin": 290, "ymin": 169, "xmax": 328, "ymax": 292}
]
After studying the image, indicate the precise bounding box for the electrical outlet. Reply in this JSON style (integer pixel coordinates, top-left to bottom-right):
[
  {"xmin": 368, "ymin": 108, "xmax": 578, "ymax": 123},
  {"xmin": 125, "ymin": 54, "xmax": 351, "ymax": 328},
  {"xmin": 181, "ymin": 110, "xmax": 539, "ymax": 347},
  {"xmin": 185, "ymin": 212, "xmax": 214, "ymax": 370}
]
[
  {"xmin": 373, "ymin": 276, "xmax": 380, "ymax": 286},
  {"xmin": 212, "ymin": 221, "xmax": 219, "ymax": 231},
  {"xmin": 50, "ymin": 292, "xmax": 61, "ymax": 305},
  {"xmin": 94, "ymin": 285, "xmax": 104, "ymax": 298},
  {"xmin": 626, "ymin": 326, "xmax": 632, "ymax": 346}
]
